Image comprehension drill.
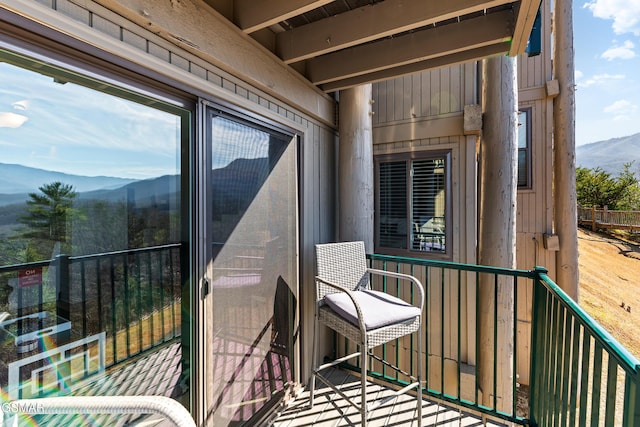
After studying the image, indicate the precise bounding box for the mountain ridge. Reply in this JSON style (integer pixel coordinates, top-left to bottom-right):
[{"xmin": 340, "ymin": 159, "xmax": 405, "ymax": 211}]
[
  {"xmin": 0, "ymin": 163, "xmax": 137, "ymax": 194},
  {"xmin": 576, "ymin": 132, "xmax": 640, "ymax": 175}
]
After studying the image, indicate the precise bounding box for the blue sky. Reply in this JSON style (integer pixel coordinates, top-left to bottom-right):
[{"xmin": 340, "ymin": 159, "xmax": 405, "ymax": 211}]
[
  {"xmin": 0, "ymin": 62, "xmax": 269, "ymax": 181},
  {"xmin": 574, "ymin": 0, "xmax": 640, "ymax": 145},
  {"xmin": 0, "ymin": 62, "xmax": 182, "ymax": 180}
]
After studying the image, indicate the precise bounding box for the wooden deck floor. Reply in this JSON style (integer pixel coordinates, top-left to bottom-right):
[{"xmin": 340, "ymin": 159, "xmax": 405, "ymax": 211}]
[{"xmin": 271, "ymin": 369, "xmax": 510, "ymax": 427}]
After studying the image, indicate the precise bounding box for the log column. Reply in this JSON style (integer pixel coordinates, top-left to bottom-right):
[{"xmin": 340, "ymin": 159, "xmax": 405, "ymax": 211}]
[
  {"xmin": 338, "ymin": 84, "xmax": 374, "ymax": 252},
  {"xmin": 553, "ymin": 0, "xmax": 579, "ymax": 300},
  {"xmin": 478, "ymin": 55, "xmax": 518, "ymax": 412}
]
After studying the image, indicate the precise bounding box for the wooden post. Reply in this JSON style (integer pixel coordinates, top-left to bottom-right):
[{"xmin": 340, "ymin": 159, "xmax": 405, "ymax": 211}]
[
  {"xmin": 553, "ymin": 0, "xmax": 579, "ymax": 300},
  {"xmin": 478, "ymin": 55, "xmax": 518, "ymax": 412},
  {"xmin": 338, "ymin": 84, "xmax": 374, "ymax": 252}
]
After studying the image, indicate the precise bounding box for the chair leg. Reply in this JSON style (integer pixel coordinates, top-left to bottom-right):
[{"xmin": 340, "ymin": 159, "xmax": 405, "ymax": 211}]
[
  {"xmin": 360, "ymin": 345, "xmax": 367, "ymax": 427},
  {"xmin": 416, "ymin": 323, "xmax": 423, "ymax": 427},
  {"xmin": 309, "ymin": 311, "xmax": 320, "ymax": 408}
]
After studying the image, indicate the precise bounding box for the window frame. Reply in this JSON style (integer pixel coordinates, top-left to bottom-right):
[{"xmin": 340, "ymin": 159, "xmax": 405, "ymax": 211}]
[
  {"xmin": 518, "ymin": 107, "xmax": 533, "ymax": 189},
  {"xmin": 374, "ymin": 150, "xmax": 452, "ymax": 259}
]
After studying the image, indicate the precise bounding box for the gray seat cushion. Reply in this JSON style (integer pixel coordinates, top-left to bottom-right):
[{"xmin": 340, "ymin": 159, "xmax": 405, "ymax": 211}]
[{"xmin": 324, "ymin": 289, "xmax": 421, "ymax": 330}]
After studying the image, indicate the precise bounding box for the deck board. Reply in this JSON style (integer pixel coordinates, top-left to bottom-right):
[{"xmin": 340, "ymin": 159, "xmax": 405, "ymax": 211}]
[{"xmin": 272, "ymin": 369, "xmax": 511, "ymax": 427}]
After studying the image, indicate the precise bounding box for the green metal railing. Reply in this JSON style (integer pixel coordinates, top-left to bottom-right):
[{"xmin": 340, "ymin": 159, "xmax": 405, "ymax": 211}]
[
  {"xmin": 331, "ymin": 254, "xmax": 640, "ymax": 426},
  {"xmin": 530, "ymin": 268, "xmax": 640, "ymax": 427}
]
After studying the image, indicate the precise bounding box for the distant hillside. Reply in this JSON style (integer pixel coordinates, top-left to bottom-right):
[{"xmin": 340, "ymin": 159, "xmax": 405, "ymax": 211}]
[
  {"xmin": 79, "ymin": 174, "xmax": 179, "ymax": 207},
  {"xmin": 0, "ymin": 163, "xmax": 136, "ymax": 195},
  {"xmin": 576, "ymin": 133, "xmax": 640, "ymax": 175}
]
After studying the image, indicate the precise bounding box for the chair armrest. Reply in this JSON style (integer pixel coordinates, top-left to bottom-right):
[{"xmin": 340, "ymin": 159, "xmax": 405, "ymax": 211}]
[
  {"xmin": 315, "ymin": 276, "xmax": 368, "ymax": 336},
  {"xmin": 367, "ymin": 268, "xmax": 425, "ymax": 312},
  {"xmin": 9, "ymin": 396, "xmax": 195, "ymax": 427}
]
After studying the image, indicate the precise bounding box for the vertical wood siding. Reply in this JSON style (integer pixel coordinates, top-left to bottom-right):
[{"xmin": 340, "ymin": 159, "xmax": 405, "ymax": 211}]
[{"xmin": 373, "ymin": 65, "xmax": 469, "ymax": 125}]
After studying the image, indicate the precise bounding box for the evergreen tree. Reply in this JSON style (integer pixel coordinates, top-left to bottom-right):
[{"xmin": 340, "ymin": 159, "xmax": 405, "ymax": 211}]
[
  {"xmin": 18, "ymin": 181, "xmax": 77, "ymax": 259},
  {"xmin": 576, "ymin": 162, "xmax": 640, "ymax": 210}
]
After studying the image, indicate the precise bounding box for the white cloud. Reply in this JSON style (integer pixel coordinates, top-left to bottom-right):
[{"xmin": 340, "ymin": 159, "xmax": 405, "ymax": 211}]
[
  {"xmin": 577, "ymin": 73, "xmax": 625, "ymax": 87},
  {"xmin": 575, "ymin": 70, "xmax": 584, "ymax": 80},
  {"xmin": 0, "ymin": 112, "xmax": 28, "ymax": 128},
  {"xmin": 584, "ymin": 0, "xmax": 640, "ymax": 35},
  {"xmin": 601, "ymin": 40, "xmax": 636, "ymax": 60},
  {"xmin": 603, "ymin": 99, "xmax": 639, "ymax": 121}
]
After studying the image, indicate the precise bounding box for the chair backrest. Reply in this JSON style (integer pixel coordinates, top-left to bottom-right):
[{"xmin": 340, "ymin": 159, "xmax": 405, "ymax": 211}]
[{"xmin": 315, "ymin": 241, "xmax": 369, "ymax": 302}]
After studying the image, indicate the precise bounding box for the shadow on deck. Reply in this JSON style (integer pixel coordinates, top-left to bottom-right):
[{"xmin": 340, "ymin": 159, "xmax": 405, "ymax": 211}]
[{"xmin": 272, "ymin": 368, "xmax": 510, "ymax": 427}]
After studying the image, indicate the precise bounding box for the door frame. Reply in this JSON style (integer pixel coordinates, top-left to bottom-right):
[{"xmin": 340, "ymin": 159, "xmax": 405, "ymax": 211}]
[{"xmin": 195, "ymin": 100, "xmax": 302, "ymax": 426}]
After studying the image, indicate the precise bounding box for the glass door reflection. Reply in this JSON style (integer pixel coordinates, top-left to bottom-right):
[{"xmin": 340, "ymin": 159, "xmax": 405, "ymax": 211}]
[{"xmin": 204, "ymin": 112, "xmax": 298, "ymax": 426}]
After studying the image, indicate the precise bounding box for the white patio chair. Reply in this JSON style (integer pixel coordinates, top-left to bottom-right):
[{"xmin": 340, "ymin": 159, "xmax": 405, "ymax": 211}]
[{"xmin": 309, "ymin": 241, "xmax": 424, "ymax": 427}]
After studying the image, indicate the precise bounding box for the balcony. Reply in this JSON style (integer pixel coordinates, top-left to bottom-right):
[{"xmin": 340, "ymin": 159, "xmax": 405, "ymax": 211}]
[
  {"xmin": 2, "ymin": 248, "xmax": 639, "ymax": 426},
  {"xmin": 271, "ymin": 254, "xmax": 640, "ymax": 426}
]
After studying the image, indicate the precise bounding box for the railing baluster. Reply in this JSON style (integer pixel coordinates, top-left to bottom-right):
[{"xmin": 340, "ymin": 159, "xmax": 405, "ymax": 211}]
[
  {"xmin": 123, "ymin": 253, "xmax": 131, "ymax": 358},
  {"xmin": 395, "ymin": 261, "xmax": 401, "ymax": 381},
  {"xmin": 457, "ymin": 268, "xmax": 462, "ymax": 402},
  {"xmin": 147, "ymin": 250, "xmax": 154, "ymax": 347},
  {"xmin": 110, "ymin": 256, "xmax": 117, "ymax": 363},
  {"xmin": 159, "ymin": 250, "xmax": 165, "ymax": 342},
  {"xmin": 493, "ymin": 273, "xmax": 498, "ymax": 411},
  {"xmin": 425, "ymin": 265, "xmax": 430, "ymax": 394},
  {"xmin": 137, "ymin": 252, "xmax": 143, "ymax": 354},
  {"xmin": 550, "ymin": 295, "xmax": 562, "ymax": 426},
  {"xmin": 513, "ymin": 275, "xmax": 518, "ymax": 418},
  {"xmin": 560, "ymin": 309, "xmax": 572, "ymax": 426},
  {"xmin": 568, "ymin": 318, "xmax": 581, "ymax": 427},
  {"xmin": 578, "ymin": 333, "xmax": 592, "ymax": 427},
  {"xmin": 441, "ymin": 267, "xmax": 445, "ymax": 397},
  {"xmin": 591, "ymin": 342, "xmax": 604, "ymax": 427},
  {"xmin": 170, "ymin": 248, "xmax": 176, "ymax": 339},
  {"xmin": 529, "ymin": 281, "xmax": 548, "ymax": 425},
  {"xmin": 474, "ymin": 270, "xmax": 479, "ymax": 406},
  {"xmin": 605, "ymin": 355, "xmax": 618, "ymax": 426},
  {"xmin": 80, "ymin": 261, "xmax": 87, "ymax": 339},
  {"xmin": 622, "ymin": 373, "xmax": 640, "ymax": 426},
  {"xmin": 410, "ymin": 262, "xmax": 415, "ymax": 379},
  {"xmin": 540, "ymin": 288, "xmax": 552, "ymax": 426},
  {"xmin": 96, "ymin": 257, "xmax": 103, "ymax": 339}
]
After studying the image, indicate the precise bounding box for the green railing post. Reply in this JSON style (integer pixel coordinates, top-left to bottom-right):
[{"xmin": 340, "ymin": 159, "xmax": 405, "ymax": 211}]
[{"xmin": 623, "ymin": 374, "xmax": 640, "ymax": 426}]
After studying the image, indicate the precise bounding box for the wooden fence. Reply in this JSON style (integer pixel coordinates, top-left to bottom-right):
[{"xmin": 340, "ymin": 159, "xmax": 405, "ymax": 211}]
[{"xmin": 577, "ymin": 206, "xmax": 640, "ymax": 232}]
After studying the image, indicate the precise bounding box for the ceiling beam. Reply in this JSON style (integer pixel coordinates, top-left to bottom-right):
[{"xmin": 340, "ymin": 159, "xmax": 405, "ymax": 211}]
[
  {"xmin": 307, "ymin": 9, "xmax": 514, "ymax": 85},
  {"xmin": 276, "ymin": 0, "xmax": 514, "ymax": 64},
  {"xmin": 320, "ymin": 43, "xmax": 511, "ymax": 92},
  {"xmin": 509, "ymin": 0, "xmax": 542, "ymax": 55},
  {"xmin": 234, "ymin": 0, "xmax": 333, "ymax": 34}
]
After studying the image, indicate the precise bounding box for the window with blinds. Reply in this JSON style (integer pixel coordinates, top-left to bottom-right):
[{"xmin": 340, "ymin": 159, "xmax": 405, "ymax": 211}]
[
  {"xmin": 518, "ymin": 108, "xmax": 532, "ymax": 188},
  {"xmin": 376, "ymin": 152, "xmax": 449, "ymax": 256}
]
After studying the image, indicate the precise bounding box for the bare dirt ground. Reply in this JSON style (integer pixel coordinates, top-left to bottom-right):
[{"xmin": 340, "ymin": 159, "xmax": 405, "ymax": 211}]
[{"xmin": 578, "ymin": 227, "xmax": 640, "ymax": 359}]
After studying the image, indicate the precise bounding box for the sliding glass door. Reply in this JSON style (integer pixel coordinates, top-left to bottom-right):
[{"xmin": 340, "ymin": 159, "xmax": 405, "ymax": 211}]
[{"xmin": 203, "ymin": 109, "xmax": 299, "ymax": 426}]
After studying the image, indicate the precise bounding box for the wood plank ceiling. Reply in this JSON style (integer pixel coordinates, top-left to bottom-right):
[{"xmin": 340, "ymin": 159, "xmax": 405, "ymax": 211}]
[{"xmin": 206, "ymin": 0, "xmax": 542, "ymax": 92}]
